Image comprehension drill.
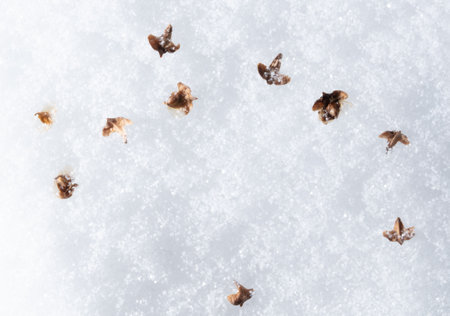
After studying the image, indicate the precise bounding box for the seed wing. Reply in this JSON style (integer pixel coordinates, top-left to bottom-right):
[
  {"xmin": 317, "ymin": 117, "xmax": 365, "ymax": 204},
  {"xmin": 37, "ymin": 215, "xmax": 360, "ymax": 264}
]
[
  {"xmin": 273, "ymin": 73, "xmax": 291, "ymax": 85},
  {"xmin": 383, "ymin": 230, "xmax": 398, "ymax": 242},
  {"xmin": 393, "ymin": 217, "xmax": 404, "ymax": 235},
  {"xmin": 163, "ymin": 24, "xmax": 173, "ymax": 40},
  {"xmin": 177, "ymin": 82, "xmax": 191, "ymax": 94},
  {"xmin": 403, "ymin": 227, "xmax": 415, "ymax": 240},
  {"xmin": 379, "ymin": 131, "xmax": 395, "ymax": 139},
  {"xmin": 257, "ymin": 63, "xmax": 270, "ymax": 81},
  {"xmin": 269, "ymin": 53, "xmax": 282, "ymax": 72},
  {"xmin": 399, "ymin": 134, "xmax": 410, "ymax": 145},
  {"xmin": 312, "ymin": 99, "xmax": 324, "ymax": 111},
  {"xmin": 148, "ymin": 34, "xmax": 160, "ymax": 50}
]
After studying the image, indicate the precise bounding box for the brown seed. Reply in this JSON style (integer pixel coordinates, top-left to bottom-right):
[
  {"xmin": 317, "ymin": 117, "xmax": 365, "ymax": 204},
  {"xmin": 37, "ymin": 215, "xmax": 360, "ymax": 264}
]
[
  {"xmin": 164, "ymin": 82, "xmax": 198, "ymax": 115},
  {"xmin": 257, "ymin": 53, "xmax": 291, "ymax": 85},
  {"xmin": 329, "ymin": 90, "xmax": 348, "ymax": 103},
  {"xmin": 383, "ymin": 217, "xmax": 415, "ymax": 245},
  {"xmin": 148, "ymin": 24, "xmax": 180, "ymax": 58},
  {"xmin": 312, "ymin": 90, "xmax": 348, "ymax": 124},
  {"xmin": 227, "ymin": 281, "xmax": 254, "ymax": 307},
  {"xmin": 55, "ymin": 174, "xmax": 78, "ymax": 199},
  {"xmin": 35, "ymin": 111, "xmax": 53, "ymax": 125},
  {"xmin": 379, "ymin": 130, "xmax": 409, "ymax": 152},
  {"xmin": 102, "ymin": 117, "xmax": 133, "ymax": 144}
]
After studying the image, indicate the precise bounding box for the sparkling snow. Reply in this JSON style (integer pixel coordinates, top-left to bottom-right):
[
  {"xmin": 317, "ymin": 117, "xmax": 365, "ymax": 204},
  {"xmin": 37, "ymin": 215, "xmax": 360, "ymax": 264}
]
[{"xmin": 0, "ymin": 0, "xmax": 449, "ymax": 315}]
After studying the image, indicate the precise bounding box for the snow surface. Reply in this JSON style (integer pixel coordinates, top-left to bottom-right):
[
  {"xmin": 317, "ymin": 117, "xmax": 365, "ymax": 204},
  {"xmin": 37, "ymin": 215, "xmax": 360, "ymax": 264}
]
[{"xmin": 1, "ymin": 0, "xmax": 449, "ymax": 315}]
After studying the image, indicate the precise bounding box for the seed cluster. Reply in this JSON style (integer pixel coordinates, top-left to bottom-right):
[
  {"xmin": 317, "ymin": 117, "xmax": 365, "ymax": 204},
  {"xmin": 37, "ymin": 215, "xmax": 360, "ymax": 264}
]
[{"xmin": 34, "ymin": 23, "xmax": 415, "ymax": 308}]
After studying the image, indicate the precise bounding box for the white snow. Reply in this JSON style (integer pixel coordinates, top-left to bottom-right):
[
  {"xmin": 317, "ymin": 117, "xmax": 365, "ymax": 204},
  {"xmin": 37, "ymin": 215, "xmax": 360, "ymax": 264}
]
[{"xmin": 0, "ymin": 0, "xmax": 449, "ymax": 315}]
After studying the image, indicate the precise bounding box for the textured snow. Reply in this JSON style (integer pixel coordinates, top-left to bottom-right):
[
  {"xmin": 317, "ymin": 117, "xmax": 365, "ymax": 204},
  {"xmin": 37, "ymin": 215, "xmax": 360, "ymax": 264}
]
[{"xmin": 1, "ymin": 0, "xmax": 449, "ymax": 315}]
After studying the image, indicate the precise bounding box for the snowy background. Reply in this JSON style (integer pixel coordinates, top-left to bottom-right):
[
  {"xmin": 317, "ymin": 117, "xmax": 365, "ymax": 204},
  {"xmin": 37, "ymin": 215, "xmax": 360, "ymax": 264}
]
[{"xmin": 1, "ymin": 0, "xmax": 449, "ymax": 315}]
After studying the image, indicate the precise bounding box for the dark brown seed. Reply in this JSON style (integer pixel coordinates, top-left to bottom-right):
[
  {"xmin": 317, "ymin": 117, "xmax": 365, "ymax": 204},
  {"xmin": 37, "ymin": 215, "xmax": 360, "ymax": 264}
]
[
  {"xmin": 164, "ymin": 82, "xmax": 198, "ymax": 115},
  {"xmin": 257, "ymin": 53, "xmax": 291, "ymax": 85},
  {"xmin": 383, "ymin": 217, "xmax": 415, "ymax": 245},
  {"xmin": 55, "ymin": 174, "xmax": 78, "ymax": 199},
  {"xmin": 102, "ymin": 117, "xmax": 133, "ymax": 144},
  {"xmin": 35, "ymin": 111, "xmax": 53, "ymax": 125},
  {"xmin": 227, "ymin": 281, "xmax": 254, "ymax": 307},
  {"xmin": 379, "ymin": 130, "xmax": 410, "ymax": 152},
  {"xmin": 312, "ymin": 90, "xmax": 348, "ymax": 124},
  {"xmin": 148, "ymin": 24, "xmax": 180, "ymax": 58}
]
